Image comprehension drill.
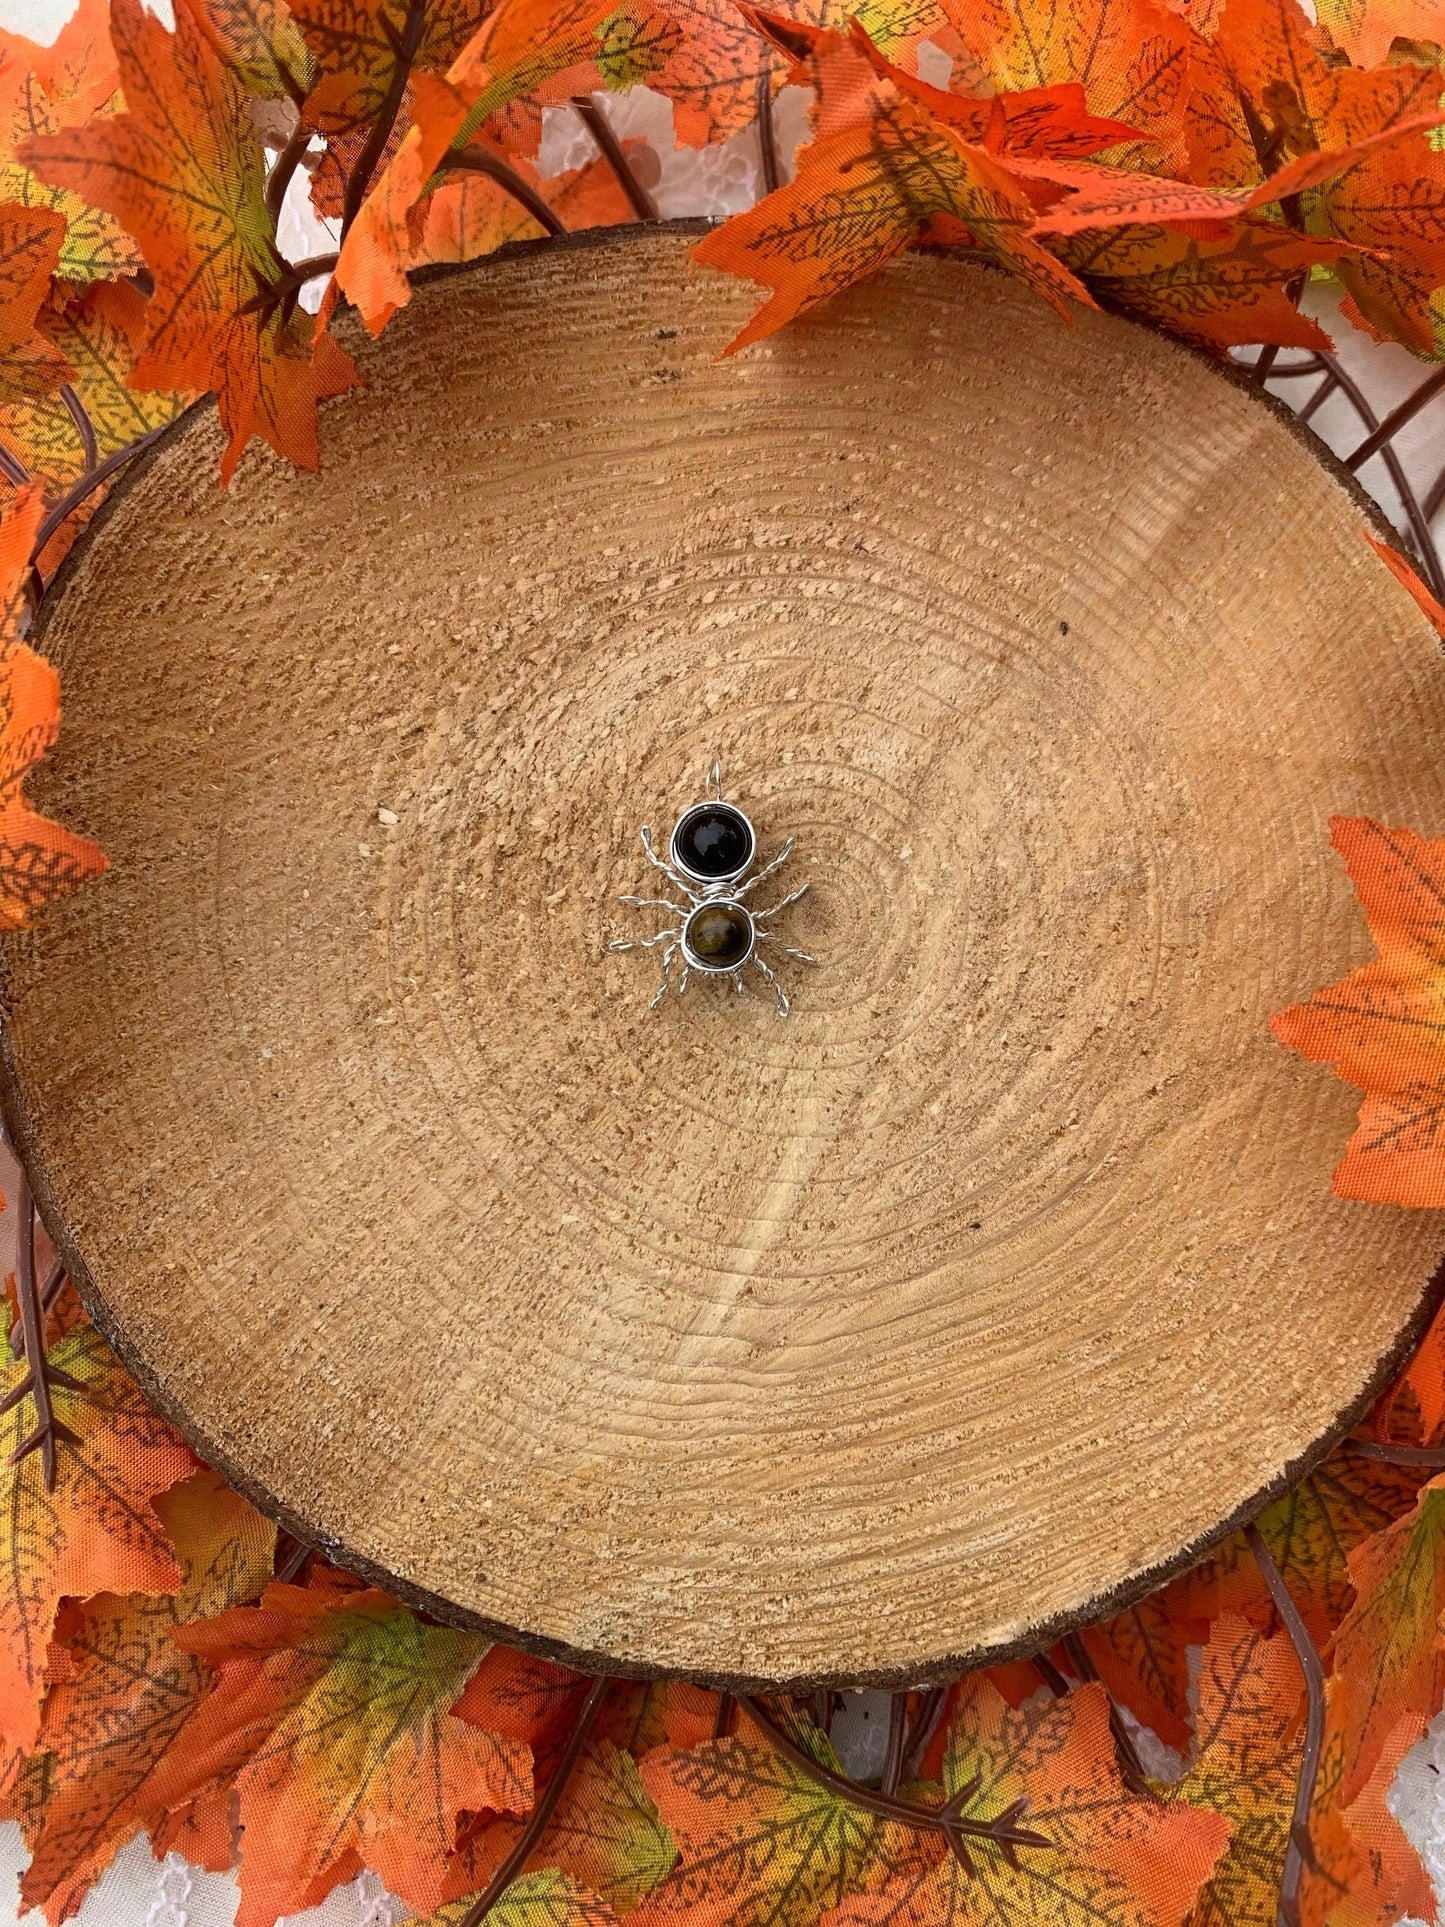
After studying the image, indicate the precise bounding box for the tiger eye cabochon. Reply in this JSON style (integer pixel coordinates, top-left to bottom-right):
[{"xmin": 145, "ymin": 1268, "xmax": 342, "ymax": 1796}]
[{"xmin": 4, "ymin": 226, "xmax": 1444, "ymax": 1689}]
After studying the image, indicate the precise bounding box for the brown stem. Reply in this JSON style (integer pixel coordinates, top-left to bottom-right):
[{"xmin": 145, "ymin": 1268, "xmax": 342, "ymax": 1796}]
[
  {"xmin": 1254, "ymin": 343, "xmax": 1283, "ymax": 388},
  {"xmin": 444, "ymin": 147, "xmax": 567, "ymax": 237},
  {"xmin": 1344, "ymin": 365, "xmax": 1445, "ymax": 475},
  {"xmin": 712, "ymin": 1691, "xmax": 735, "ymax": 1739},
  {"xmin": 1318, "ymin": 349, "xmax": 1445, "ymax": 598},
  {"xmin": 1034, "ymin": 1651, "xmax": 1071, "ymax": 1696},
  {"xmin": 1347, "ymin": 1437, "xmax": 1445, "ymax": 1468},
  {"xmin": 755, "ymin": 65, "xmax": 781, "ymax": 195},
  {"xmin": 59, "ymin": 386, "xmax": 98, "ymax": 472},
  {"xmin": 899, "ymin": 1682, "xmax": 948, "ymax": 1782},
  {"xmin": 571, "ymin": 94, "xmax": 658, "ymax": 221},
  {"xmin": 739, "ymin": 1696, "xmax": 1051, "ymax": 1868},
  {"xmin": 1246, "ymin": 1523, "xmax": 1325, "ymax": 1927},
  {"xmin": 30, "ymin": 422, "xmax": 174, "ymax": 563},
  {"xmin": 880, "ymin": 1691, "xmax": 908, "ymax": 1795},
  {"xmin": 340, "ymin": 0, "xmax": 428, "ymax": 240},
  {"xmin": 266, "ymin": 122, "xmax": 313, "ymax": 224},
  {"xmin": 457, "ymin": 1675, "xmax": 610, "ymax": 1927},
  {"xmin": 0, "ymin": 441, "xmax": 30, "ymax": 488},
  {"xmin": 7, "ymin": 1171, "xmax": 77, "ymax": 1491},
  {"xmin": 11, "ymin": 1259, "xmax": 65, "ymax": 1361},
  {"xmin": 1296, "ymin": 371, "xmax": 1338, "ymax": 427},
  {"xmin": 1063, "ymin": 1633, "xmax": 1152, "ymax": 1797}
]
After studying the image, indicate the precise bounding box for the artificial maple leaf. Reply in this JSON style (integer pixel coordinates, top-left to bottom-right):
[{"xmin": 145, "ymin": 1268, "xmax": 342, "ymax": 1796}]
[
  {"xmin": 194, "ymin": 0, "xmax": 318, "ymax": 101},
  {"xmin": 0, "ymin": 487, "xmax": 109, "ymax": 923},
  {"xmin": 824, "ymin": 1678, "xmax": 1227, "ymax": 1927},
  {"xmin": 0, "ymin": 17, "xmax": 143, "ymax": 288},
  {"xmin": 0, "ymin": 203, "xmax": 70, "ymax": 405},
  {"xmin": 1333, "ymin": 1474, "xmax": 1445, "ymax": 1802},
  {"xmin": 444, "ymin": 1737, "xmax": 679, "ymax": 1917},
  {"xmin": 138, "ymin": 1582, "xmax": 531, "ymax": 1927},
  {"xmin": 1374, "ymin": 1291, "xmax": 1445, "ymax": 1446},
  {"xmin": 23, "ymin": 0, "xmax": 360, "ymax": 484},
  {"xmin": 1297, "ymin": 1679, "xmax": 1433, "ymax": 1927},
  {"xmin": 1077, "ymin": 1593, "xmax": 1207, "ymax": 1754},
  {"xmin": 1316, "ymin": 0, "xmax": 1443, "ymax": 71},
  {"xmin": 1161, "ymin": 1615, "xmax": 1312, "ymax": 1927},
  {"xmin": 1051, "ymin": 215, "xmax": 1343, "ymax": 351},
  {"xmin": 694, "ymin": 66, "xmax": 1093, "ymax": 354},
  {"xmin": 1367, "ymin": 534, "xmax": 1445, "ymax": 643},
  {"xmin": 1170, "ymin": 1445, "xmax": 1426, "ymax": 1650},
  {"xmin": 1214, "ymin": 0, "xmax": 1445, "ymax": 354},
  {"xmin": 292, "ymin": 0, "xmax": 488, "ymax": 134},
  {"xmin": 840, "ymin": 24, "xmax": 1148, "ymax": 155},
  {"xmin": 18, "ymin": 1469, "xmax": 276, "ymax": 1923},
  {"xmin": 0, "ymin": 1308, "xmax": 194, "ymax": 1751},
  {"xmin": 635, "ymin": 1702, "xmax": 931, "ymax": 1927},
  {"xmin": 334, "ymin": 0, "xmax": 630, "ymax": 329},
  {"xmin": 414, "ymin": 1868, "xmax": 624, "ymax": 1927},
  {"xmin": 939, "ymin": 0, "xmax": 1191, "ymax": 168},
  {"xmin": 1271, "ymin": 816, "xmax": 1445, "ymax": 1206},
  {"xmin": 0, "ymin": 280, "xmax": 192, "ymax": 493}
]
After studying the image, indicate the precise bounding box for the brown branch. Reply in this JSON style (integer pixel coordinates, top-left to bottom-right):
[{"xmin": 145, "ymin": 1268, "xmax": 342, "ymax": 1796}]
[
  {"xmin": 711, "ymin": 1691, "xmax": 735, "ymax": 1739},
  {"xmin": 457, "ymin": 1675, "xmax": 610, "ymax": 1927},
  {"xmin": 755, "ymin": 66, "xmax": 781, "ymax": 195},
  {"xmin": 4, "ymin": 1171, "xmax": 79, "ymax": 1491},
  {"xmin": 1063, "ymin": 1633, "xmax": 1152, "ymax": 1798},
  {"xmin": 266, "ymin": 121, "xmax": 313, "ymax": 224},
  {"xmin": 30, "ymin": 422, "xmax": 175, "ymax": 564},
  {"xmin": 340, "ymin": 0, "xmax": 428, "ymax": 239},
  {"xmin": 1246, "ymin": 1523, "xmax": 1325, "ymax": 1927},
  {"xmin": 11, "ymin": 1259, "xmax": 65, "ymax": 1361},
  {"xmin": 739, "ymin": 1696, "xmax": 1051, "ymax": 1871},
  {"xmin": 1344, "ymin": 365, "xmax": 1445, "ymax": 475},
  {"xmin": 1318, "ymin": 349, "xmax": 1445, "ymax": 598},
  {"xmin": 59, "ymin": 385, "xmax": 98, "ymax": 472},
  {"xmin": 444, "ymin": 147, "xmax": 567, "ymax": 237},
  {"xmin": 0, "ymin": 441, "xmax": 30, "ymax": 489},
  {"xmin": 880, "ymin": 1691, "xmax": 908, "ymax": 1796},
  {"xmin": 1346, "ymin": 1436, "xmax": 1445, "ymax": 1468},
  {"xmin": 898, "ymin": 1682, "xmax": 948, "ymax": 1783},
  {"xmin": 571, "ymin": 94, "xmax": 658, "ymax": 221}
]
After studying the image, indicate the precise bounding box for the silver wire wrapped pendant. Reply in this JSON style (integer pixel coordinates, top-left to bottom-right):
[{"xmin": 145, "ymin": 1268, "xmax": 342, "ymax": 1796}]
[{"xmin": 608, "ymin": 764, "xmax": 815, "ymax": 1016}]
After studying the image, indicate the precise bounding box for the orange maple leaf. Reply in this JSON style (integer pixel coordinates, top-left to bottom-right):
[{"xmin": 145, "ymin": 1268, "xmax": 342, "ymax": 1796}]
[
  {"xmin": 0, "ymin": 203, "xmax": 70, "ymax": 404},
  {"xmin": 1169, "ymin": 1445, "xmax": 1426, "ymax": 1650},
  {"xmin": 0, "ymin": 1305, "xmax": 195, "ymax": 1751},
  {"xmin": 636, "ymin": 1702, "xmax": 934, "ymax": 1927},
  {"xmin": 1367, "ymin": 534, "xmax": 1445, "ymax": 642},
  {"xmin": 22, "ymin": 0, "xmax": 360, "ymax": 483},
  {"xmin": 1334, "ymin": 1474, "xmax": 1445, "ymax": 1802},
  {"xmin": 824, "ymin": 1678, "xmax": 1227, "ymax": 1927},
  {"xmin": 1052, "ymin": 215, "xmax": 1345, "ymax": 351},
  {"xmin": 1316, "ymin": 0, "xmax": 1444, "ymax": 71},
  {"xmin": 692, "ymin": 46, "xmax": 1093, "ymax": 354},
  {"xmin": 0, "ymin": 487, "xmax": 108, "ymax": 927},
  {"xmin": 1271, "ymin": 816, "xmax": 1445, "ymax": 1206},
  {"xmin": 1373, "ymin": 1295, "xmax": 1445, "ymax": 1446},
  {"xmin": 1299, "ymin": 1676, "xmax": 1434, "ymax": 1927},
  {"xmin": 335, "ymin": 0, "xmax": 625, "ymax": 331},
  {"xmin": 193, "ymin": 0, "xmax": 319, "ymax": 101},
  {"xmin": 138, "ymin": 1581, "xmax": 532, "ymax": 1927},
  {"xmin": 938, "ymin": 0, "xmax": 1192, "ymax": 168},
  {"xmin": 17, "ymin": 1469, "xmax": 276, "ymax": 1924},
  {"xmin": 0, "ymin": 280, "xmax": 191, "ymax": 494},
  {"xmin": 1077, "ymin": 1593, "xmax": 1208, "ymax": 1755},
  {"xmin": 292, "ymin": 0, "xmax": 489, "ymax": 134},
  {"xmin": 1213, "ymin": 0, "xmax": 1445, "ymax": 354}
]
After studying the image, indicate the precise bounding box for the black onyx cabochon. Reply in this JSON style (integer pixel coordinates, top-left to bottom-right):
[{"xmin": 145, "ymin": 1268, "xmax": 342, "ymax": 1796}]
[
  {"xmin": 673, "ymin": 803, "xmax": 754, "ymax": 880},
  {"xmin": 685, "ymin": 901, "xmax": 754, "ymax": 969}
]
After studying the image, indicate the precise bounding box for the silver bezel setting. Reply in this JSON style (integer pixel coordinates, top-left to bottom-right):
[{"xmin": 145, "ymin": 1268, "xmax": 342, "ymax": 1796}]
[
  {"xmin": 681, "ymin": 900, "xmax": 756, "ymax": 974},
  {"xmin": 669, "ymin": 800, "xmax": 756, "ymax": 886}
]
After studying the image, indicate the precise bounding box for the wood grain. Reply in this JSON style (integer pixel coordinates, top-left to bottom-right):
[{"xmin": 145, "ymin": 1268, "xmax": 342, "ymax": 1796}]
[{"xmin": 5, "ymin": 227, "xmax": 1445, "ymax": 1688}]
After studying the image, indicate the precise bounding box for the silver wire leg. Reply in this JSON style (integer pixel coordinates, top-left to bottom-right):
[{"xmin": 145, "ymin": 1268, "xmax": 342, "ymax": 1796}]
[
  {"xmin": 752, "ymin": 952, "xmax": 790, "ymax": 1017},
  {"xmin": 734, "ymin": 839, "xmax": 796, "ymax": 900}
]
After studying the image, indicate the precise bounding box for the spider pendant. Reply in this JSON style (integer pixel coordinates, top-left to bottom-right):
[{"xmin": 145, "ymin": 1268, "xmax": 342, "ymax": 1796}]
[{"xmin": 608, "ymin": 768, "xmax": 815, "ymax": 1016}]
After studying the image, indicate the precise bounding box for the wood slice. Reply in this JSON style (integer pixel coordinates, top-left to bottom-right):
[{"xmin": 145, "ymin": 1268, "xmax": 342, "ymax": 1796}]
[{"xmin": 6, "ymin": 225, "xmax": 1445, "ymax": 1689}]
